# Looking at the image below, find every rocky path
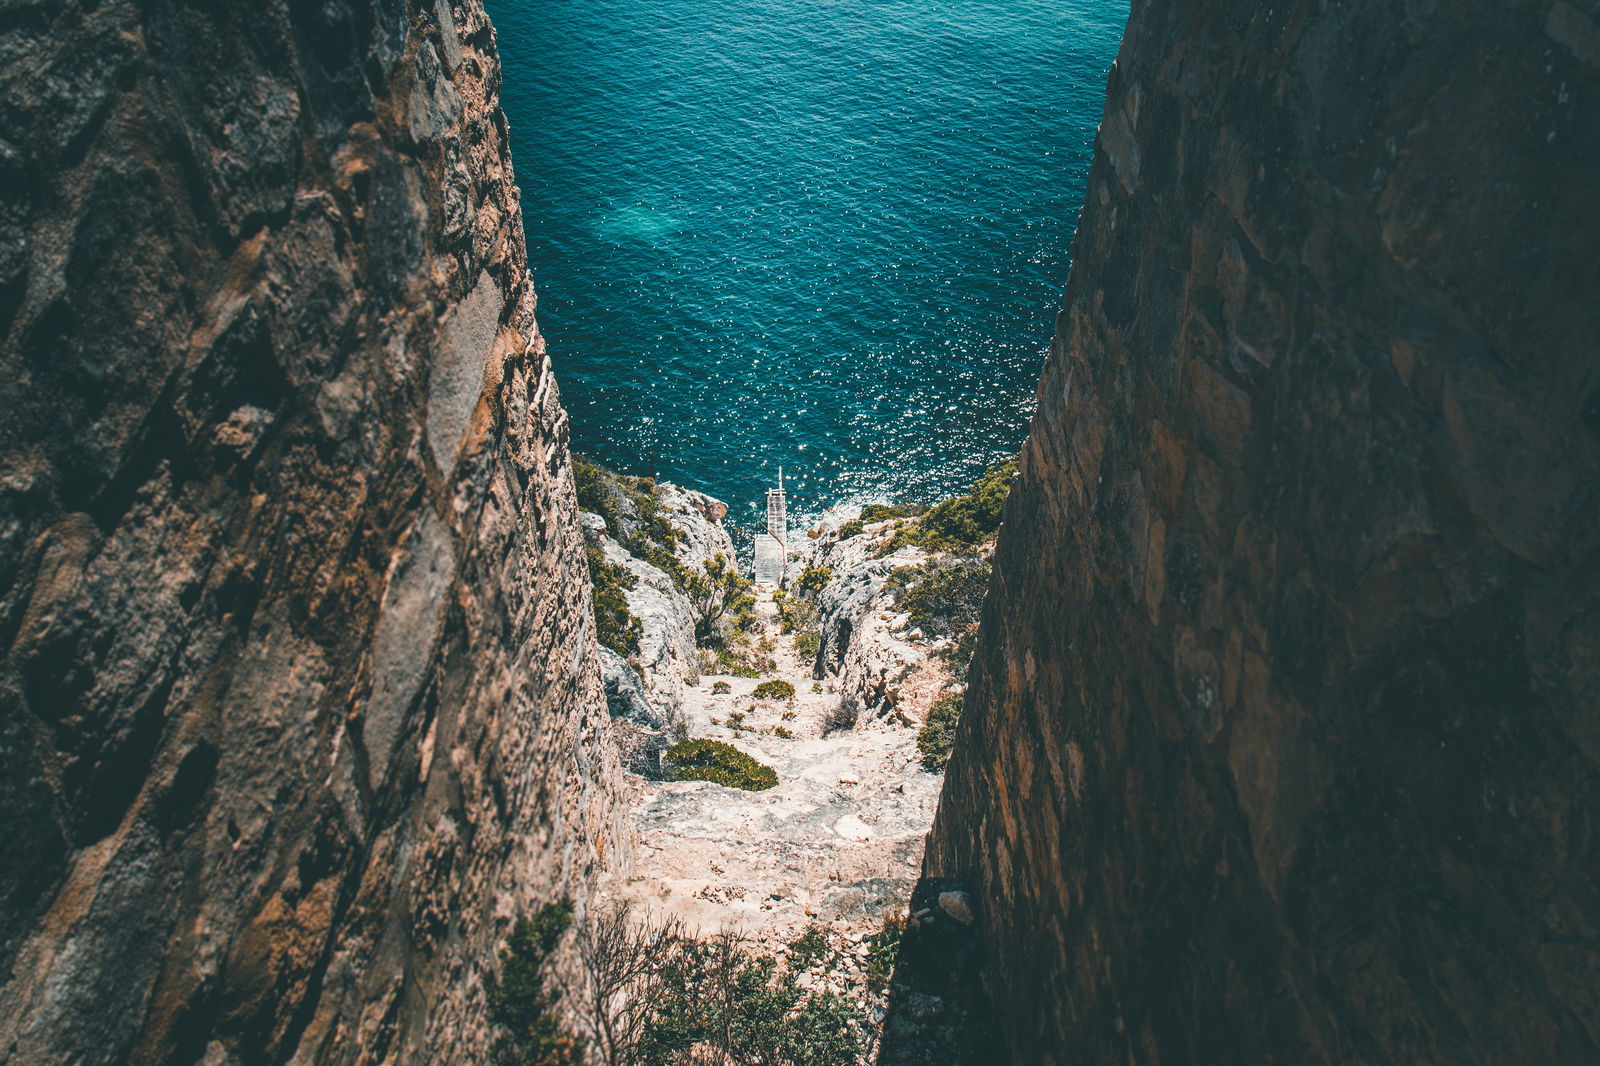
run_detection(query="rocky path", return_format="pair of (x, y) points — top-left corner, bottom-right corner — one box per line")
(600, 588), (942, 954)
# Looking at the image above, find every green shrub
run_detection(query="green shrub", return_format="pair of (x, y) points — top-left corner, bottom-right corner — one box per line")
(685, 553), (756, 646)
(775, 589), (819, 634)
(837, 519), (864, 539)
(887, 557), (992, 678)
(917, 692), (963, 771)
(711, 680), (732, 695)
(796, 566), (833, 596)
(889, 559), (991, 636)
(573, 455), (617, 527)
(714, 647), (764, 679)
(793, 630), (821, 659)
(786, 924), (835, 970)
(573, 455), (690, 591)
(914, 459), (1015, 551)
(879, 459), (1017, 555)
(487, 900), (585, 1066)
(864, 913), (905, 992)
(664, 739), (778, 791)
(586, 545), (643, 656)
(771, 726), (795, 739)
(859, 502), (923, 524)
(636, 933), (862, 1066)
(752, 679), (796, 701)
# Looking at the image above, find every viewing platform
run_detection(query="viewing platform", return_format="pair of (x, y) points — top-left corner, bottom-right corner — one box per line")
(752, 470), (788, 585)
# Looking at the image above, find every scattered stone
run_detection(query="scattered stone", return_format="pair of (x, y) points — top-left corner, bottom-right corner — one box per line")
(938, 890), (976, 926)
(833, 815), (873, 841)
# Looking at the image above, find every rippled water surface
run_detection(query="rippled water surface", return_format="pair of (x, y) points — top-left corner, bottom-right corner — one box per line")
(490, 0), (1128, 520)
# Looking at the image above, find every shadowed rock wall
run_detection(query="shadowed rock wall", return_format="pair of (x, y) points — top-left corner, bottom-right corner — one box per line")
(923, 0), (1600, 1062)
(0, 1), (625, 1062)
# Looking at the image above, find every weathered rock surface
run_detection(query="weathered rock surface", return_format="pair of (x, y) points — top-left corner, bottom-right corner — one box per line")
(915, 1), (1600, 1064)
(585, 479), (736, 729)
(656, 482), (736, 574)
(795, 512), (946, 728)
(598, 532), (698, 721)
(606, 593), (941, 951)
(0, 1), (624, 1062)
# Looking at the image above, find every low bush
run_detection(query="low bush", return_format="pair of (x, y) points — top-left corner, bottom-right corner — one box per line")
(664, 739), (778, 791)
(877, 459), (1017, 555)
(822, 700), (858, 736)
(637, 931), (862, 1066)
(914, 459), (1015, 551)
(864, 913), (905, 992)
(793, 630), (820, 659)
(713, 646), (766, 678)
(837, 518), (864, 539)
(796, 565), (833, 596)
(574, 455), (690, 590)
(487, 899), (585, 1065)
(752, 679), (796, 701)
(786, 924), (835, 970)
(711, 680), (732, 695)
(506, 903), (865, 1066)
(774, 587), (820, 634)
(917, 692), (963, 771)
(859, 502), (923, 524)
(770, 726), (795, 739)
(888, 559), (990, 637)
(586, 545), (643, 657)
(887, 557), (992, 678)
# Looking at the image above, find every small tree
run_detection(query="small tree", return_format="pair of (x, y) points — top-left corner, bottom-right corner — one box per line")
(570, 902), (684, 1066)
(684, 553), (755, 646)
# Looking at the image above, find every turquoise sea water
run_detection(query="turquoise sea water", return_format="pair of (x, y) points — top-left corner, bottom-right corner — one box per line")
(490, 0), (1128, 522)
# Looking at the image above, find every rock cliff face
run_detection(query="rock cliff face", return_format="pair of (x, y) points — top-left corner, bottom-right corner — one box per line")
(796, 512), (946, 729)
(0, 1), (623, 1062)
(923, 0), (1600, 1063)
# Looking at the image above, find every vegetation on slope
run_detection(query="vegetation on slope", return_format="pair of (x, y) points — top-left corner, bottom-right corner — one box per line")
(575, 455), (759, 664)
(664, 738), (778, 791)
(887, 557), (992, 677)
(684, 553), (755, 646)
(487, 900), (585, 1066)
(586, 545), (644, 657)
(752, 679), (796, 701)
(877, 459), (1016, 554)
(491, 903), (866, 1066)
(917, 692), (963, 772)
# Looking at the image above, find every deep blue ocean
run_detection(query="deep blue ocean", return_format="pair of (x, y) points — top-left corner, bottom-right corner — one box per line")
(489, 0), (1128, 525)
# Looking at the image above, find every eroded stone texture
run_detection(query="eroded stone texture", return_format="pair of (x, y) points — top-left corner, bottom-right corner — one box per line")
(920, 1), (1600, 1063)
(0, 1), (625, 1062)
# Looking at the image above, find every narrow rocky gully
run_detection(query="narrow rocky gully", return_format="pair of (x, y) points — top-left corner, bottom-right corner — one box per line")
(605, 586), (940, 952)
(580, 461), (1006, 1054)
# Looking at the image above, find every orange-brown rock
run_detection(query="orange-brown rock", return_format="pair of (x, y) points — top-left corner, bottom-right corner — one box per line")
(0, 1), (624, 1062)
(914, 0), (1599, 1063)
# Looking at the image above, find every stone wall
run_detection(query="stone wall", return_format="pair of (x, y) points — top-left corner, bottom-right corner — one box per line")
(923, 0), (1600, 1062)
(0, 1), (625, 1062)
